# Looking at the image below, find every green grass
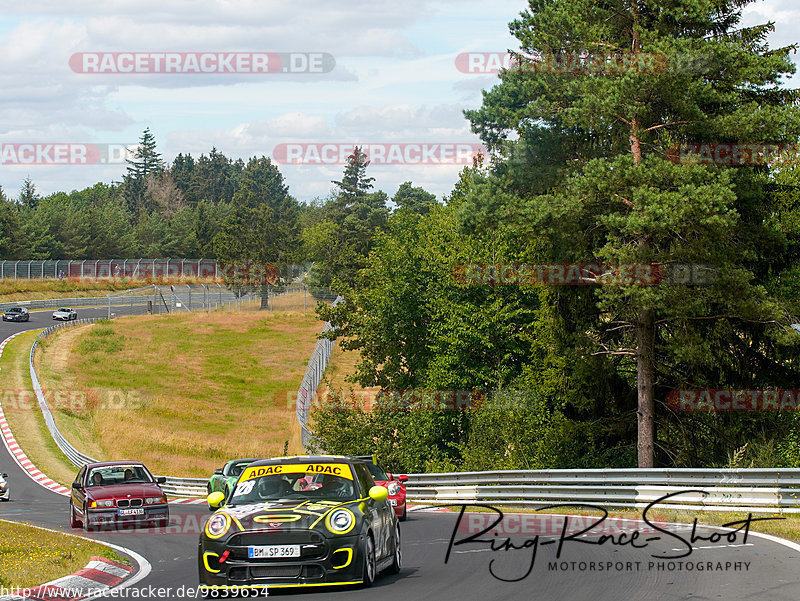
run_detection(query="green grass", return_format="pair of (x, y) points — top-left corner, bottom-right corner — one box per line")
(0, 520), (127, 588)
(36, 309), (324, 477)
(1, 331), (78, 487)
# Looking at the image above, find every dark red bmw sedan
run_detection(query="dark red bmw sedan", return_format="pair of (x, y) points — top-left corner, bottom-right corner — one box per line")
(69, 461), (169, 531)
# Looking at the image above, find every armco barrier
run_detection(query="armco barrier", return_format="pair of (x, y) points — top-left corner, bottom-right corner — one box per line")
(405, 468), (800, 513)
(28, 318), (207, 497)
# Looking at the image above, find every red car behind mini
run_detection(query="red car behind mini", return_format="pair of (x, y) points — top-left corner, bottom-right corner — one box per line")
(365, 461), (409, 521)
(69, 461), (169, 531)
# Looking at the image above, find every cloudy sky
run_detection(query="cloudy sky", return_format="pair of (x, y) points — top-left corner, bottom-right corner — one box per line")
(0, 0), (797, 203)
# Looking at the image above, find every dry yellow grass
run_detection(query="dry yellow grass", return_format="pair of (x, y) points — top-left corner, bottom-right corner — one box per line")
(320, 341), (380, 409)
(0, 277), (218, 303)
(36, 309), (324, 477)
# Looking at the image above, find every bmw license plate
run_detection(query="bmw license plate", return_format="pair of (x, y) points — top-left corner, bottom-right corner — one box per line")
(248, 545), (300, 559)
(390, 499), (398, 506)
(118, 508), (145, 516)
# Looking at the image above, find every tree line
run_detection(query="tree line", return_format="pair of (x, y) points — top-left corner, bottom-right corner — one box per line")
(0, 128), (435, 284)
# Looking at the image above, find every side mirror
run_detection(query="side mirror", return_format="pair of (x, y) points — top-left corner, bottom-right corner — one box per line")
(214, 469), (223, 475)
(368, 486), (388, 503)
(1, 473), (7, 478)
(398, 474), (409, 483)
(72, 481), (82, 490)
(208, 491), (225, 511)
(156, 477), (167, 484)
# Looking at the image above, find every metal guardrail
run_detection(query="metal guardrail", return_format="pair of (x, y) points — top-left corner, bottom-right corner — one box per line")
(28, 318), (208, 497)
(404, 468), (800, 513)
(296, 295), (343, 447)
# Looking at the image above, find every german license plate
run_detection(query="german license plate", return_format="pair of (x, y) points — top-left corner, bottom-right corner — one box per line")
(390, 499), (398, 506)
(248, 545), (300, 559)
(118, 508), (145, 516)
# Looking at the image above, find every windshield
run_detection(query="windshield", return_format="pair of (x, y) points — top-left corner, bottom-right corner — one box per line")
(58, 308), (71, 312)
(230, 468), (357, 505)
(87, 465), (152, 486)
(366, 463), (388, 480)
(7, 308), (21, 313)
(229, 461), (252, 477)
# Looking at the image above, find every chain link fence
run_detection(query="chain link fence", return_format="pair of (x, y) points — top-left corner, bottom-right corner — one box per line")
(0, 259), (218, 279)
(296, 296), (344, 447)
(105, 284), (259, 316)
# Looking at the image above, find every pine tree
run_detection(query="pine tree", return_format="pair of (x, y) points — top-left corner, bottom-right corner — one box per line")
(124, 128), (165, 219)
(464, 0), (800, 466)
(18, 177), (39, 210)
(331, 147), (375, 207)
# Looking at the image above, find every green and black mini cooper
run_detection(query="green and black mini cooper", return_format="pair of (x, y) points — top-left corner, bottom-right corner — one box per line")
(198, 455), (402, 591)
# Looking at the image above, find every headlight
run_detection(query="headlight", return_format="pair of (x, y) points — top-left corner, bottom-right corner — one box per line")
(326, 508), (355, 534)
(387, 482), (400, 495)
(205, 513), (231, 539)
(93, 500), (114, 508)
(145, 496), (163, 505)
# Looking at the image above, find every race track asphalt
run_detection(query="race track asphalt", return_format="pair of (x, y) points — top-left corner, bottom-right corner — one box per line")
(2, 319), (800, 599)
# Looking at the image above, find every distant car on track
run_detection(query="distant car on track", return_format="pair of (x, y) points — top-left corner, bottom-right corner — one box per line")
(207, 458), (260, 501)
(358, 456), (409, 521)
(0, 472), (9, 501)
(52, 307), (77, 321)
(3, 307), (29, 322)
(69, 461), (169, 531)
(199, 455), (401, 590)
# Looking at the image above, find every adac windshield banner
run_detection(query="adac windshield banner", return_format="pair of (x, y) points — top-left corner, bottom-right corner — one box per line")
(240, 463), (354, 481)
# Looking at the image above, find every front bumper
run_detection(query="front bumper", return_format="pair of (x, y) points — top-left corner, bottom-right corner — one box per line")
(86, 504), (169, 529)
(53, 315), (70, 320)
(3, 316), (25, 321)
(199, 532), (365, 588)
(389, 496), (406, 516)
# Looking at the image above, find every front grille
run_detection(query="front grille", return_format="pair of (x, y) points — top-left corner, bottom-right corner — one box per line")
(228, 532), (322, 546)
(229, 566), (303, 581)
(250, 566), (302, 578)
(116, 499), (143, 508)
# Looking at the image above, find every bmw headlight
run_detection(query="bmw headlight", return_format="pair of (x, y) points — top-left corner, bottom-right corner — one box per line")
(387, 482), (400, 495)
(326, 508), (355, 534)
(205, 513), (231, 539)
(94, 500), (114, 508)
(145, 496), (165, 505)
